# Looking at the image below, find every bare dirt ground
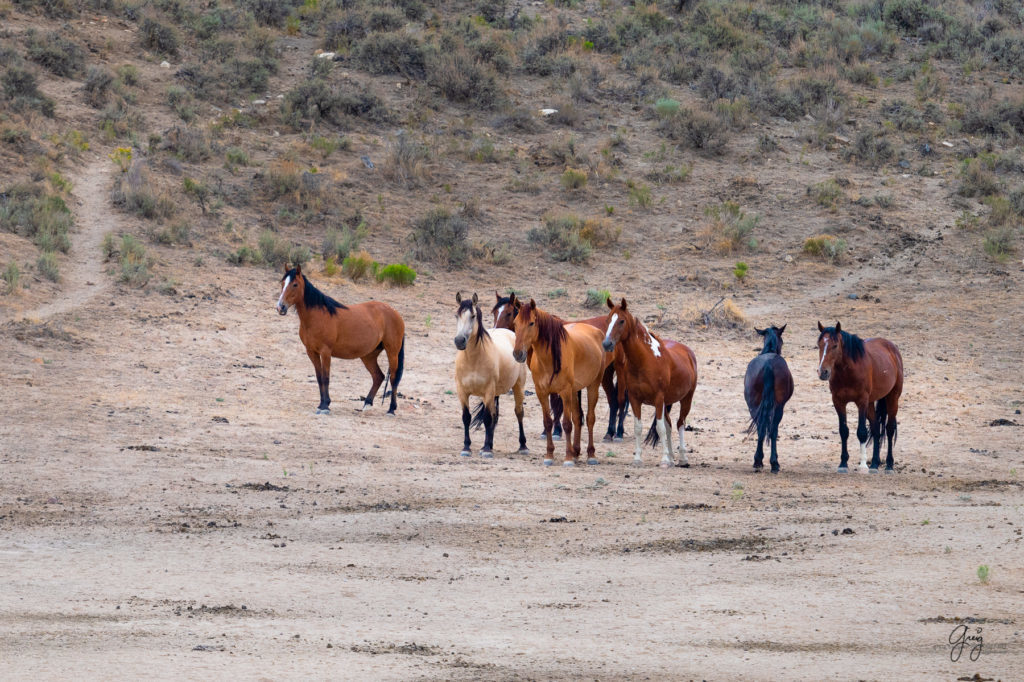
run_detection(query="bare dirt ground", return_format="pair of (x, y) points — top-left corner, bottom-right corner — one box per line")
(2, 157), (1023, 680)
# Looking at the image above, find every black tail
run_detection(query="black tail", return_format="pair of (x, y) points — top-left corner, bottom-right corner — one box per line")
(470, 399), (492, 431)
(644, 405), (671, 447)
(382, 336), (406, 406)
(876, 397), (892, 446)
(747, 363), (776, 439)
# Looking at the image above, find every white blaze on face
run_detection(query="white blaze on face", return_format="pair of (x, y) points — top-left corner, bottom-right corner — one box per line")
(818, 338), (829, 374)
(456, 307), (474, 340)
(604, 314), (618, 344)
(494, 305), (505, 328)
(277, 276), (291, 309)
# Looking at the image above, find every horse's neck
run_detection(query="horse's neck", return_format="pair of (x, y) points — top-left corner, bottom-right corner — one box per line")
(623, 321), (656, 358)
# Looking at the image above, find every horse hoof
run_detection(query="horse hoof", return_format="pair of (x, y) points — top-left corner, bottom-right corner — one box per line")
(480, 451), (494, 459)
(837, 466), (849, 473)
(552, 434), (562, 442)
(770, 468), (780, 474)
(315, 408), (331, 415)
(602, 434), (614, 443)
(753, 465), (763, 472)
(518, 448), (530, 455)
(459, 450), (472, 457)
(614, 436), (624, 442)
(868, 468), (879, 474)
(562, 461), (575, 468)
(884, 468), (895, 474)
(543, 459), (554, 467)
(385, 410), (396, 417)
(677, 462), (690, 468)
(587, 458), (599, 466)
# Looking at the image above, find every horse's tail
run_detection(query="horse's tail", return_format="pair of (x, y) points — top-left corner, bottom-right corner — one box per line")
(747, 362), (776, 439)
(644, 405), (671, 447)
(381, 335), (405, 406)
(470, 399), (491, 431)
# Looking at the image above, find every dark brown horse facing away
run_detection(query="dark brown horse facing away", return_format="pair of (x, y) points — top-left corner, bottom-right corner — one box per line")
(817, 322), (903, 473)
(743, 325), (794, 473)
(277, 265), (405, 414)
(492, 292), (628, 441)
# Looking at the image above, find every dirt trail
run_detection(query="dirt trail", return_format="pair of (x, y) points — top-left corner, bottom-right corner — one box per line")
(9, 156), (113, 322)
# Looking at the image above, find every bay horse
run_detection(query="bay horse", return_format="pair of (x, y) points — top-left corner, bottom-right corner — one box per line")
(744, 325), (794, 473)
(453, 292), (529, 458)
(512, 299), (612, 466)
(817, 321), (903, 473)
(493, 292), (628, 442)
(601, 298), (697, 467)
(276, 265), (405, 414)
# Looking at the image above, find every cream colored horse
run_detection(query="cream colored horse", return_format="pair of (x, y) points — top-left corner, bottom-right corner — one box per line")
(454, 292), (529, 458)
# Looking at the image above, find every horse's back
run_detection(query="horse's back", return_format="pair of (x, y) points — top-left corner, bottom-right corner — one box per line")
(663, 338), (698, 389)
(864, 337), (903, 399)
(565, 323), (609, 387)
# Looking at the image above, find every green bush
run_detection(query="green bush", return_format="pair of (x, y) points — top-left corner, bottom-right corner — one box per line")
(377, 263), (416, 287)
(342, 250), (376, 281)
(83, 66), (113, 107)
(561, 167), (588, 191)
(227, 245), (261, 266)
(3, 261), (20, 293)
(140, 18), (180, 57)
(584, 288), (610, 308)
(322, 222), (368, 262)
(527, 214), (592, 264)
(1, 66), (56, 117)
(119, 235), (151, 288)
(958, 159), (1001, 197)
(409, 208), (469, 269)
(808, 179), (845, 211)
(701, 202), (759, 253)
(0, 184), (73, 253)
(842, 129), (895, 167)
(353, 31), (428, 79)
(258, 230), (291, 268)
(37, 251), (59, 282)
(803, 234), (848, 263)
(427, 48), (505, 109)
(25, 29), (85, 77)
(654, 97), (680, 119)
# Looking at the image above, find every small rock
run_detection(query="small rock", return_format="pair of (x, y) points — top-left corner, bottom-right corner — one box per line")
(252, 99), (266, 105)
(783, 254), (793, 263)
(160, 61), (170, 68)
(847, 293), (858, 300)
(941, 140), (954, 148)
(316, 52), (336, 59)
(360, 155), (374, 169)
(539, 108), (558, 116)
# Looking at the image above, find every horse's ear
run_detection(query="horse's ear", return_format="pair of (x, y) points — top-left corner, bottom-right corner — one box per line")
(295, 263), (302, 276)
(509, 292), (517, 305)
(817, 321), (824, 332)
(779, 324), (786, 335)
(528, 298), (537, 309)
(835, 321), (842, 333)
(456, 292), (462, 303)
(606, 296), (614, 310)
(755, 327), (765, 336)
(620, 297), (628, 310)
(472, 292), (478, 305)
(495, 290), (501, 302)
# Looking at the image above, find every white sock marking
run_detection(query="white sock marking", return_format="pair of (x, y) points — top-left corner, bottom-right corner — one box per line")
(677, 424), (688, 465)
(859, 441), (868, 469)
(633, 414), (643, 461)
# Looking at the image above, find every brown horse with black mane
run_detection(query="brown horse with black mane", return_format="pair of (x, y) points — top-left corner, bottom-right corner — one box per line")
(493, 292), (628, 441)
(512, 299), (612, 466)
(817, 321), (903, 473)
(276, 265), (405, 415)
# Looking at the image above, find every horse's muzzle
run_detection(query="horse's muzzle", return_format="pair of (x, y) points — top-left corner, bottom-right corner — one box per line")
(819, 369), (830, 381)
(513, 350), (526, 363)
(453, 336), (467, 351)
(602, 339), (616, 352)
(277, 303), (289, 315)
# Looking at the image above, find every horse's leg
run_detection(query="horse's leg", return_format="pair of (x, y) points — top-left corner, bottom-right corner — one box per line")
(480, 394), (495, 458)
(856, 401), (871, 471)
(586, 382), (600, 465)
(513, 380), (528, 455)
(306, 348), (329, 413)
(384, 338), (403, 414)
(869, 399), (885, 471)
(550, 394), (563, 440)
(359, 350), (385, 411)
(616, 389), (629, 440)
(834, 399), (850, 473)
(631, 398), (644, 466)
(769, 405), (782, 473)
(885, 393), (899, 472)
(562, 390), (581, 466)
(460, 401), (472, 457)
(602, 366), (617, 442)
(537, 388), (556, 466)
(656, 401), (673, 468)
(675, 390), (694, 467)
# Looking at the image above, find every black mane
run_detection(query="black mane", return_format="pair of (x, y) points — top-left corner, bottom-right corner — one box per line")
(760, 327), (783, 355)
(285, 268), (346, 315)
(457, 299), (489, 343)
(818, 326), (865, 362)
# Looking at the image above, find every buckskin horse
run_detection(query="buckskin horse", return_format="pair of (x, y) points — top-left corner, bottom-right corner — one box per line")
(276, 265), (405, 414)
(816, 321), (903, 473)
(453, 292), (529, 458)
(744, 325), (794, 473)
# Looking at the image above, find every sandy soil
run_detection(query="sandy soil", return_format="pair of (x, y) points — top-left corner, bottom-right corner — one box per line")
(1, 155), (1023, 681)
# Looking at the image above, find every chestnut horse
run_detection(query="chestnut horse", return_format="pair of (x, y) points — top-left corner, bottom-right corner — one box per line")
(744, 325), (794, 473)
(276, 265), (405, 414)
(601, 298), (697, 467)
(453, 292), (529, 458)
(817, 322), (903, 473)
(512, 299), (612, 466)
(493, 292), (628, 441)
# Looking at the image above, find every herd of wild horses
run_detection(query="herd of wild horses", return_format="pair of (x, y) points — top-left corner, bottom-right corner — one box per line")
(276, 266), (905, 474)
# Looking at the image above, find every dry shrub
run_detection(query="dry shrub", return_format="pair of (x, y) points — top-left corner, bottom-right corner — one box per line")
(698, 202), (759, 254)
(683, 297), (748, 329)
(342, 250), (376, 281)
(579, 218), (621, 248)
(382, 133), (430, 188)
(265, 159), (302, 200)
(803, 234), (848, 263)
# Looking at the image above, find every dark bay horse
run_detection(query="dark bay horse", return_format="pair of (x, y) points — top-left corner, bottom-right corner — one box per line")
(744, 325), (794, 473)
(512, 299), (612, 466)
(277, 265), (405, 414)
(493, 292), (628, 441)
(817, 321), (903, 473)
(601, 298), (697, 467)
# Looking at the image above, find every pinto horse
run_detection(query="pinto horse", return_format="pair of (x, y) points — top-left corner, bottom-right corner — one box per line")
(817, 321), (903, 473)
(276, 265), (405, 414)
(453, 292), (529, 458)
(601, 298), (697, 467)
(744, 325), (794, 473)
(512, 299), (612, 466)
(493, 292), (628, 441)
